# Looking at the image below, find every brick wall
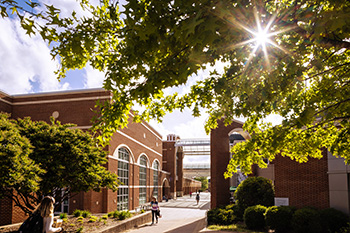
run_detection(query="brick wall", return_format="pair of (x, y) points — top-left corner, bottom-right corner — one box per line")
(274, 149), (329, 209)
(0, 196), (12, 225)
(162, 139), (177, 198)
(210, 119), (244, 208)
(182, 178), (202, 195)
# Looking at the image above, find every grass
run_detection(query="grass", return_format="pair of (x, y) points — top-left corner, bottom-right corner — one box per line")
(207, 224), (266, 233)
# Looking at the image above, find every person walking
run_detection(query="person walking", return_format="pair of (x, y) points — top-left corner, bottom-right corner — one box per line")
(150, 197), (160, 224)
(196, 193), (200, 205)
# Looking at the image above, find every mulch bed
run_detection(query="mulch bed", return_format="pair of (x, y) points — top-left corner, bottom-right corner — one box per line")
(0, 213), (137, 233)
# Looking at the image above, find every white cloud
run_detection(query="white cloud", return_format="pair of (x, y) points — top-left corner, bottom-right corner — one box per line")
(37, 0), (100, 18)
(83, 64), (105, 88)
(149, 109), (209, 140)
(0, 17), (68, 95)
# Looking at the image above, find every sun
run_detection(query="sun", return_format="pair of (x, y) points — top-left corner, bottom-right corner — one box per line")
(254, 27), (270, 48)
(232, 11), (291, 70)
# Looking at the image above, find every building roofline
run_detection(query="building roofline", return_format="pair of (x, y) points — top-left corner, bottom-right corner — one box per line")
(9, 88), (107, 98)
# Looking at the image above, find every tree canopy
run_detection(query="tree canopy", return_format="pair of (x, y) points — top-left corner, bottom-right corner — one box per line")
(2, 0), (350, 175)
(0, 113), (119, 213)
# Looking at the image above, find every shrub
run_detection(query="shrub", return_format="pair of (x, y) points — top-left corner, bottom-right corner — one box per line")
(292, 207), (321, 233)
(73, 209), (82, 217)
(207, 207), (236, 226)
(101, 215), (108, 220)
(76, 226), (84, 233)
(207, 208), (220, 225)
(60, 213), (68, 219)
(112, 210), (120, 218)
(265, 206), (295, 232)
(118, 210), (132, 220)
(88, 216), (98, 222)
(320, 208), (349, 233)
(226, 203), (244, 221)
(244, 205), (267, 230)
(339, 223), (350, 233)
(234, 177), (274, 215)
(109, 210), (131, 220)
(81, 210), (91, 218)
(107, 212), (114, 218)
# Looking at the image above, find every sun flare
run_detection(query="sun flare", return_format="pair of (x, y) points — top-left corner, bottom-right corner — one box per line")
(254, 28), (270, 47)
(231, 11), (292, 71)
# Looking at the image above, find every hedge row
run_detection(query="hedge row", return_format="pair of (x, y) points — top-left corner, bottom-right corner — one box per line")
(208, 204), (349, 233)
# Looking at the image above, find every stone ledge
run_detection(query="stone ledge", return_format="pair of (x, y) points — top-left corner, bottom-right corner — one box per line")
(0, 212), (152, 233)
(91, 211), (152, 233)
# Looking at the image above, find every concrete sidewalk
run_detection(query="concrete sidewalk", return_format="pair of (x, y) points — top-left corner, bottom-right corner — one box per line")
(125, 192), (224, 233)
(159, 192), (210, 209)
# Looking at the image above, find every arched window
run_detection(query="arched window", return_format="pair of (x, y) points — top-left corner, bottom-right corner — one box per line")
(153, 161), (159, 199)
(139, 155), (147, 205)
(117, 147), (129, 210)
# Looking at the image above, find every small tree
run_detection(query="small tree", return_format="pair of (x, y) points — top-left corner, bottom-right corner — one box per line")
(0, 113), (44, 208)
(234, 177), (274, 215)
(194, 176), (208, 191)
(0, 114), (120, 213)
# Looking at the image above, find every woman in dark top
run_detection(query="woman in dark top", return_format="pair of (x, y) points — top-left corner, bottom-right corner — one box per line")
(150, 197), (160, 224)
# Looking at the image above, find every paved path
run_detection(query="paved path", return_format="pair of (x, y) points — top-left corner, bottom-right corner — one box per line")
(126, 192), (222, 233)
(159, 192), (210, 209)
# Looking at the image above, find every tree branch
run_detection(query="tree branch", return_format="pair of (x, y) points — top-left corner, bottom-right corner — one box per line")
(293, 23), (350, 49)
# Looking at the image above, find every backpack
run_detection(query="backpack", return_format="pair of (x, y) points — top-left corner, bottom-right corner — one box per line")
(18, 211), (43, 233)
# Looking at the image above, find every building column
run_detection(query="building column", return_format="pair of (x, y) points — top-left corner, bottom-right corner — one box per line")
(210, 119), (243, 208)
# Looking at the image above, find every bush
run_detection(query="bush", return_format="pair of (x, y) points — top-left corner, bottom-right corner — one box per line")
(265, 206), (295, 232)
(226, 204), (244, 222)
(60, 213), (68, 219)
(292, 207), (321, 233)
(118, 210), (132, 220)
(320, 208), (349, 233)
(73, 209), (82, 217)
(207, 206), (237, 226)
(339, 223), (350, 233)
(110, 210), (132, 220)
(244, 205), (267, 230)
(81, 210), (91, 218)
(88, 216), (98, 222)
(234, 177), (274, 215)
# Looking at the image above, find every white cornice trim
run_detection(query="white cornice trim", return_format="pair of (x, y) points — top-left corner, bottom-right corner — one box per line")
(0, 98), (12, 105)
(69, 126), (92, 130)
(117, 131), (162, 157)
(6, 96), (111, 106)
(129, 112), (163, 141)
(141, 122), (163, 140)
(12, 88), (106, 97)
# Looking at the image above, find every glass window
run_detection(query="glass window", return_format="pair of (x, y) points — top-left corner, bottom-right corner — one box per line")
(117, 147), (129, 210)
(153, 161), (159, 199)
(139, 155), (147, 205)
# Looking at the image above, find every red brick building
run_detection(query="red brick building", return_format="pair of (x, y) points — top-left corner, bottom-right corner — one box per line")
(162, 134), (202, 199)
(210, 119), (349, 214)
(0, 89), (173, 226)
